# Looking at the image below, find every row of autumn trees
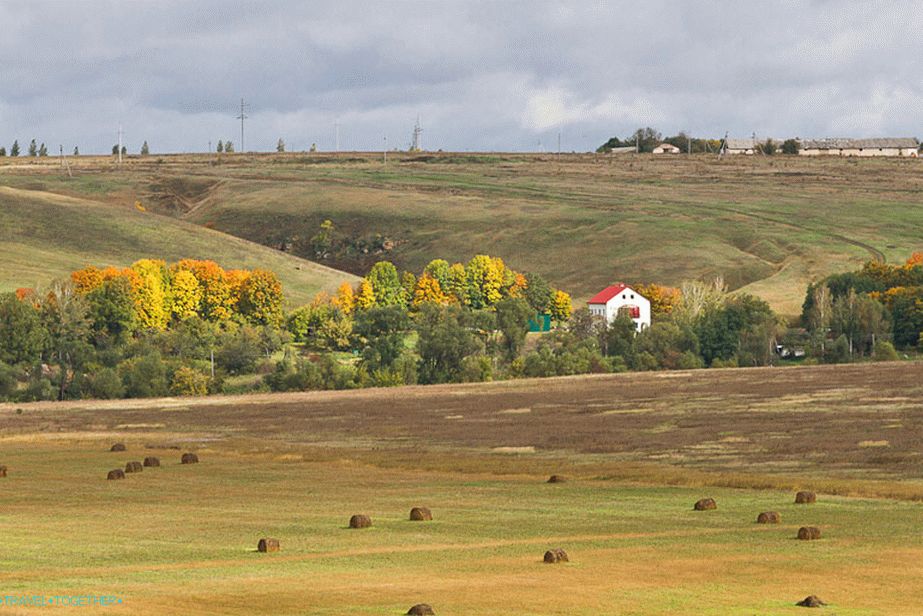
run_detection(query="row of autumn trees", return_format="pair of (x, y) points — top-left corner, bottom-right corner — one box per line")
(271, 256), (573, 388)
(801, 253), (923, 359)
(0, 260), (285, 401)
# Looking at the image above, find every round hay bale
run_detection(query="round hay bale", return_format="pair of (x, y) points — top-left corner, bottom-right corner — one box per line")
(107, 469), (125, 480)
(181, 452), (199, 464)
(125, 461), (143, 473)
(543, 548), (569, 563)
(110, 443), (126, 452)
(0, 465), (7, 478)
(547, 474), (566, 483)
(257, 537), (280, 553)
(143, 457), (160, 467)
(795, 491), (816, 504)
(409, 507), (433, 521)
(406, 604), (435, 616)
(694, 498), (717, 511)
(349, 514), (372, 529)
(797, 526), (821, 540)
(796, 595), (826, 607)
(757, 511), (781, 524)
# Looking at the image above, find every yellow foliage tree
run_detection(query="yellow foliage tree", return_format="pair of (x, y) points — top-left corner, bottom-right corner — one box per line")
(238, 269), (284, 326)
(225, 269), (251, 312)
(446, 262), (468, 305)
(413, 272), (450, 306)
(634, 283), (681, 316)
(550, 289), (572, 321)
(355, 278), (376, 310)
(172, 259), (233, 320)
(131, 259), (171, 330)
(333, 282), (355, 314)
(170, 269), (202, 321)
(465, 254), (503, 308)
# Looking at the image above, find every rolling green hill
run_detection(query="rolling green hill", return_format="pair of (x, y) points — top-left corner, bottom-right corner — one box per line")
(3, 152), (923, 316)
(0, 183), (356, 304)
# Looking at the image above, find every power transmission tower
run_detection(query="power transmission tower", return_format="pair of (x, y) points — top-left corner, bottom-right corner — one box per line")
(411, 116), (423, 152)
(236, 98), (250, 152)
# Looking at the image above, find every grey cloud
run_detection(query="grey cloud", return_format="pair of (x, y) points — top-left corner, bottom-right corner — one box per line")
(1, 1), (921, 154)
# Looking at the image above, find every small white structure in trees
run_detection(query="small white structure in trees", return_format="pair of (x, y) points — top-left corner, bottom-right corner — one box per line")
(652, 143), (681, 154)
(587, 284), (651, 331)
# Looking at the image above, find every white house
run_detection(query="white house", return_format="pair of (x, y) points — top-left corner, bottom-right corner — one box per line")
(587, 284), (651, 331)
(652, 143), (681, 154)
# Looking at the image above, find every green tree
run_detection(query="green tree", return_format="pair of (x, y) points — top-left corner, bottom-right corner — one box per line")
(86, 275), (137, 340)
(217, 140), (224, 153)
(112, 144), (119, 155)
(760, 139), (776, 155)
(73, 146), (79, 156)
(276, 138), (285, 152)
(38, 143), (48, 156)
(523, 271), (553, 314)
(225, 141), (235, 153)
(215, 326), (262, 374)
(41, 282), (93, 400)
(10, 140), (19, 156)
(782, 139), (800, 155)
(310, 219), (335, 259)
(0, 147), (6, 156)
(119, 350), (168, 398)
(423, 259), (451, 291)
(352, 306), (410, 372)
(0, 293), (48, 365)
(366, 261), (403, 307)
(28, 139), (37, 156)
(494, 297), (533, 360)
(140, 141), (150, 155)
(416, 304), (483, 384)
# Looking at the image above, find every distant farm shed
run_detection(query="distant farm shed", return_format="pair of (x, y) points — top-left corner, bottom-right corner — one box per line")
(652, 143), (681, 154)
(799, 137), (919, 157)
(723, 138), (759, 155)
(587, 284), (651, 331)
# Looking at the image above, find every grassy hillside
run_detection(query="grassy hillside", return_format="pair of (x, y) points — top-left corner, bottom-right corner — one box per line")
(4, 153), (923, 315)
(2, 362), (923, 614)
(0, 183), (356, 304)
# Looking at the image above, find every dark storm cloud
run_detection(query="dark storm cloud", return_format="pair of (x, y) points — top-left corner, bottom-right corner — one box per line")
(1, 1), (920, 154)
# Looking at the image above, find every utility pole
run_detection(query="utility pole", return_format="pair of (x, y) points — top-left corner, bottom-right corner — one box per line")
(557, 130), (561, 154)
(236, 98), (250, 152)
(118, 124), (123, 165)
(334, 122), (340, 153)
(59, 144), (64, 168)
(383, 136), (388, 164)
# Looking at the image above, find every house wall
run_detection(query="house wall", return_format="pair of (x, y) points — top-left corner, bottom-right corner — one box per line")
(799, 147), (919, 157)
(588, 288), (652, 331)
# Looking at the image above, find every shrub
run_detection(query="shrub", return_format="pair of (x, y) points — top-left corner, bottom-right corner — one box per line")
(873, 340), (899, 362)
(84, 367), (125, 399)
(215, 326), (262, 374)
(170, 366), (210, 396)
(119, 352), (168, 398)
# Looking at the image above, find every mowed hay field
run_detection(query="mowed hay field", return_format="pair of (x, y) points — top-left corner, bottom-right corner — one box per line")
(0, 183), (355, 305)
(2, 362), (923, 614)
(4, 152), (923, 315)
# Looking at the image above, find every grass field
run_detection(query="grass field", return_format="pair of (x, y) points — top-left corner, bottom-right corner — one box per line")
(0, 181), (356, 305)
(4, 152), (922, 315)
(2, 361), (923, 614)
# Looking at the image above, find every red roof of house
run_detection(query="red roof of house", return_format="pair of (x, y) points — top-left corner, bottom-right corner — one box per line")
(587, 284), (631, 304)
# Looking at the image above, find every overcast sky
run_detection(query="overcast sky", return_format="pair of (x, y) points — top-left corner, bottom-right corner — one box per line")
(1, 1), (921, 154)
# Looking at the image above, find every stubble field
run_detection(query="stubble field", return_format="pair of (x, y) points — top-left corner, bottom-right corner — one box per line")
(2, 361), (923, 614)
